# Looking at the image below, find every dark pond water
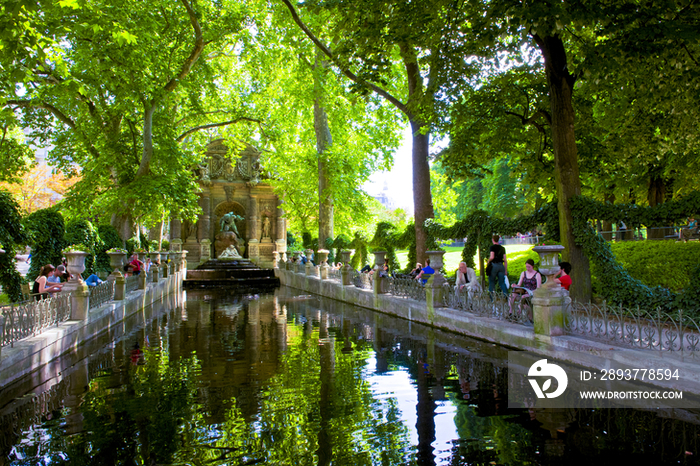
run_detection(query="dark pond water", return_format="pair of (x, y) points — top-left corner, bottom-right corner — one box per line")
(2, 286), (700, 465)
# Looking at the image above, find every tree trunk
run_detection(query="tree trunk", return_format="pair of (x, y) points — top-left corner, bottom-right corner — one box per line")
(647, 170), (666, 239)
(601, 189), (615, 241)
(111, 213), (135, 242)
(314, 50), (334, 250)
(534, 33), (591, 302)
(411, 119), (434, 266)
(149, 221), (163, 249)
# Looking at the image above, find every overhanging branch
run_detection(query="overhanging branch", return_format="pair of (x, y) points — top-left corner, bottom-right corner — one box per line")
(279, 0), (409, 116)
(176, 117), (263, 142)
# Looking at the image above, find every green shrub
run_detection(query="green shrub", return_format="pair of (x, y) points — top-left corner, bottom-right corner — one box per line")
(161, 239), (170, 250)
(24, 208), (65, 281)
(592, 240), (700, 293)
(96, 224), (123, 273)
(64, 219), (102, 276)
(0, 190), (25, 302)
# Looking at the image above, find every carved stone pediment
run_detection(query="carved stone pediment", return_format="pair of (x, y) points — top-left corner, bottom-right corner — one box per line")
(198, 139), (265, 183)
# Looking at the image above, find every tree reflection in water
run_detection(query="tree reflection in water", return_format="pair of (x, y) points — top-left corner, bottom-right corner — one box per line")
(2, 288), (700, 466)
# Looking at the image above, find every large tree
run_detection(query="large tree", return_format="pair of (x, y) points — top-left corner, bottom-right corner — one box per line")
(280, 0), (450, 263)
(2, 0), (258, 237)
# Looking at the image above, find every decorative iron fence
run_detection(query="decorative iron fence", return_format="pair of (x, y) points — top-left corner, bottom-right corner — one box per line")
(125, 275), (139, 293)
(442, 286), (532, 325)
(386, 275), (426, 302)
(327, 267), (341, 281)
(353, 270), (372, 289)
(89, 280), (115, 310)
(1, 293), (72, 348)
(566, 301), (700, 355)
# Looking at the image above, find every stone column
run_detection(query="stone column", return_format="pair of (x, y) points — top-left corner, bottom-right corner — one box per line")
(272, 251), (279, 269)
(248, 194), (259, 261)
(198, 193), (212, 264)
(339, 250), (353, 286)
(170, 218), (182, 251)
(150, 251), (161, 282)
(425, 250), (447, 309)
(531, 245), (571, 338)
(139, 270), (147, 290)
(373, 251), (387, 295)
(276, 198), (287, 256)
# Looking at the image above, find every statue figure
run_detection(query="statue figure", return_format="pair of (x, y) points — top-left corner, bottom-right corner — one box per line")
(218, 244), (242, 260)
(262, 216), (271, 238)
(220, 212), (244, 236)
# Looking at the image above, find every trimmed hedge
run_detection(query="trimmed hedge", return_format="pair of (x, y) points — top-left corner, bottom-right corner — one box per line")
(592, 240), (700, 293)
(24, 208), (65, 282)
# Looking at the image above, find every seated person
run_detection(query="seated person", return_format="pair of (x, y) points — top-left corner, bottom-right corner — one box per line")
(33, 264), (63, 300)
(680, 216), (698, 242)
(555, 261), (572, 291)
(85, 274), (103, 287)
(409, 263), (422, 278)
(124, 254), (143, 275)
(360, 264), (372, 273)
(416, 259), (434, 285)
(509, 259), (541, 315)
(454, 261), (480, 295)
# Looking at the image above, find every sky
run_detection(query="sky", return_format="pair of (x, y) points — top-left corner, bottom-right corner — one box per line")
(362, 125), (414, 213)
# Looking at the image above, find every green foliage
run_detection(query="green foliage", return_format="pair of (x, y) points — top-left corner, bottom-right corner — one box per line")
(161, 239), (170, 250)
(569, 194), (700, 310)
(350, 233), (368, 270)
(287, 231), (296, 247)
(592, 241), (700, 293)
(0, 190), (26, 301)
(64, 219), (102, 276)
(24, 208), (65, 281)
(96, 224), (123, 273)
(301, 232), (313, 250)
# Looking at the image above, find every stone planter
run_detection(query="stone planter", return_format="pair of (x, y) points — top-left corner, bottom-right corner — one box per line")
(65, 251), (89, 282)
(317, 249), (329, 279)
(136, 251), (147, 263)
(107, 251), (126, 278)
(531, 245), (570, 337)
(426, 250), (446, 271)
(532, 245), (564, 287)
(338, 250), (352, 265)
(149, 251), (161, 265)
(272, 251), (279, 268)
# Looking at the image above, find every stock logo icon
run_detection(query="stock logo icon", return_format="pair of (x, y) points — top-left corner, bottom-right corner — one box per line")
(528, 359), (568, 399)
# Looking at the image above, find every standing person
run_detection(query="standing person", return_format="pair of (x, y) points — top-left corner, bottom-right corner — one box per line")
(32, 265), (62, 300)
(487, 235), (509, 296)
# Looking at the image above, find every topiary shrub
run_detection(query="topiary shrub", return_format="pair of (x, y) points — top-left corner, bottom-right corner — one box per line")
(161, 239), (170, 250)
(64, 219), (102, 277)
(591, 240), (700, 293)
(96, 224), (123, 273)
(0, 190), (25, 302)
(24, 208), (65, 282)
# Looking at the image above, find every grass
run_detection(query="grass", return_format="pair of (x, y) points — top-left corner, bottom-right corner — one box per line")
(395, 244), (535, 278)
(0, 293), (9, 305)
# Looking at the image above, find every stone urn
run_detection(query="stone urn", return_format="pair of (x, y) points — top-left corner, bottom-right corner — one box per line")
(532, 245), (564, 288)
(317, 249), (329, 265)
(136, 251), (147, 262)
(272, 251), (279, 268)
(426, 250), (446, 272)
(107, 251), (127, 278)
(65, 251), (89, 282)
(338, 250), (352, 265)
(149, 250), (161, 265)
(317, 249), (329, 279)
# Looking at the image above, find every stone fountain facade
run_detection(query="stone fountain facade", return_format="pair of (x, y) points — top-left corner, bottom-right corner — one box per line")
(169, 139), (287, 268)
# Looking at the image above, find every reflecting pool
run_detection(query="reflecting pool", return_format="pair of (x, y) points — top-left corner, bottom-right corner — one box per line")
(2, 287), (700, 465)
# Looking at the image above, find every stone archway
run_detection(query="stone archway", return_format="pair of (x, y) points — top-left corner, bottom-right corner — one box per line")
(213, 201), (247, 257)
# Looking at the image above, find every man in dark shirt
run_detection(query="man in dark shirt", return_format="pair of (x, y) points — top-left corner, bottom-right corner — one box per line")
(487, 235), (509, 296)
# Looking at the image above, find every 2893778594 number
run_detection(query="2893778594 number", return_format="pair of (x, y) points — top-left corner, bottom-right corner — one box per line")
(599, 368), (679, 381)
